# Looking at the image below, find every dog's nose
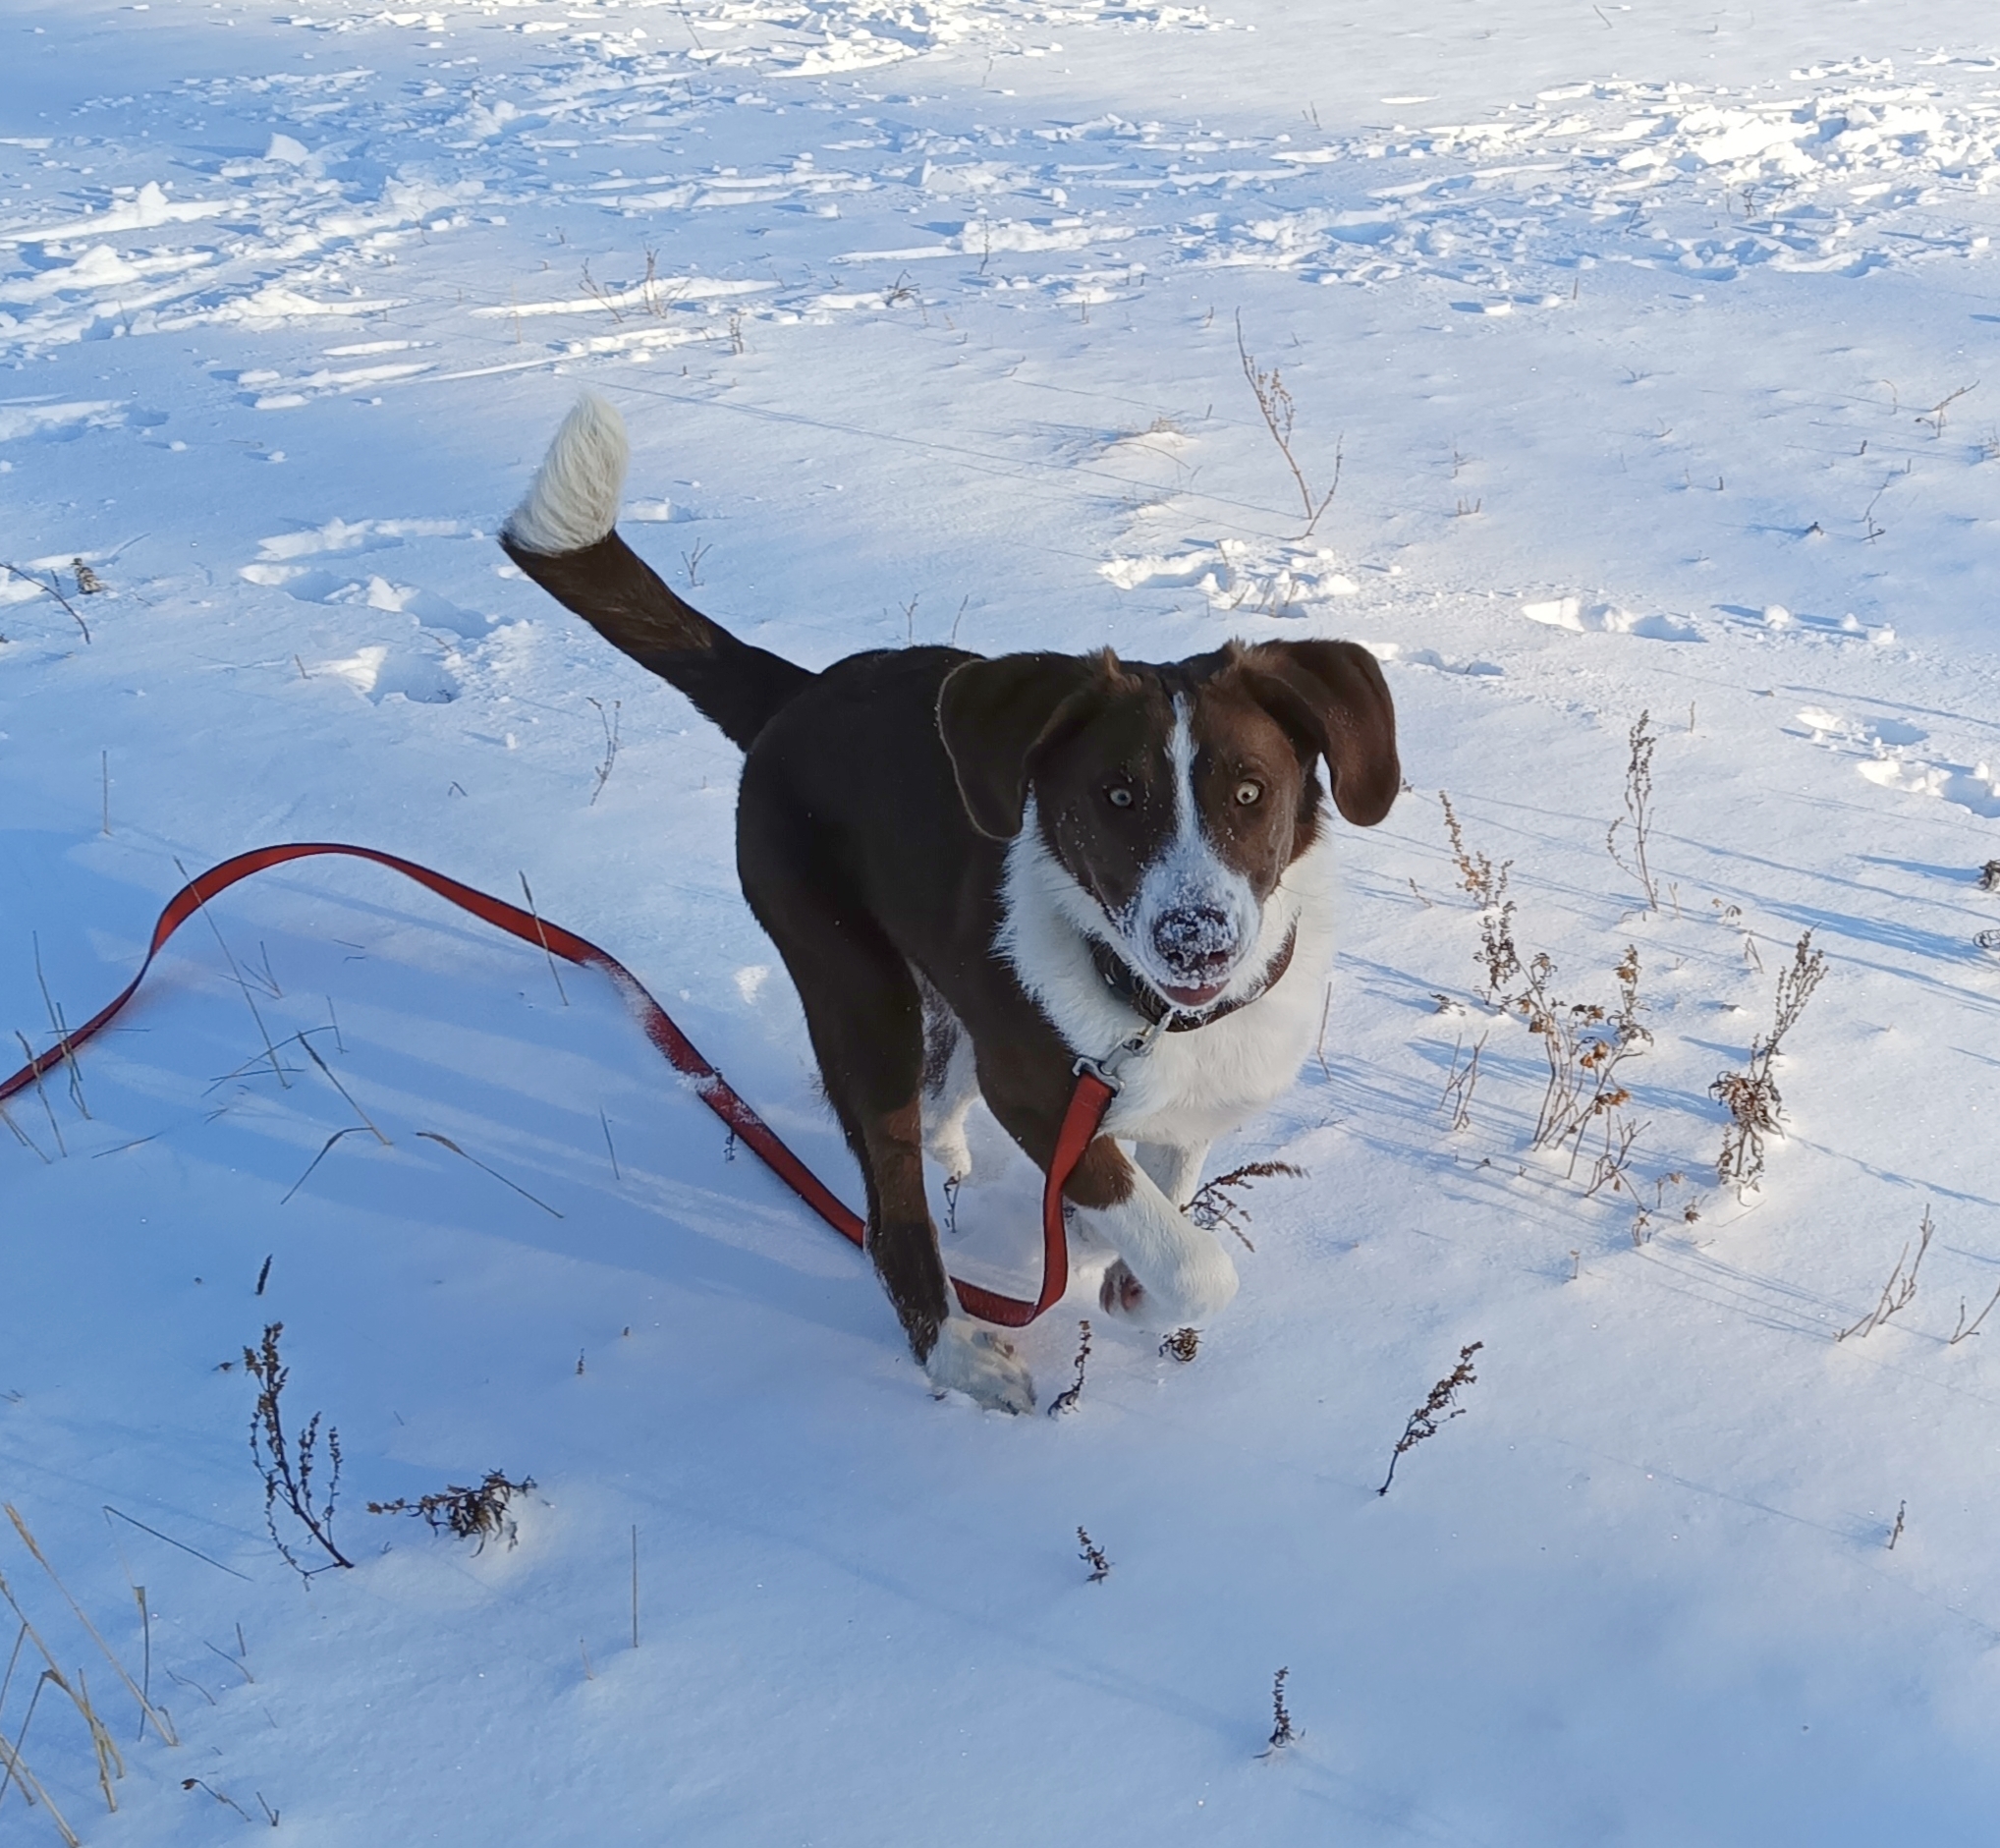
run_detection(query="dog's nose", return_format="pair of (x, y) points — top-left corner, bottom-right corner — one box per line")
(1152, 905), (1238, 974)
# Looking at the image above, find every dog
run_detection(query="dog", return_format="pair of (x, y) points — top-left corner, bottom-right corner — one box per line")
(501, 394), (1400, 1412)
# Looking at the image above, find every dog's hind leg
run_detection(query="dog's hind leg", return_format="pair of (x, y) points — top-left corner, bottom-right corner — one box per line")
(741, 829), (1032, 1414)
(917, 983), (979, 1186)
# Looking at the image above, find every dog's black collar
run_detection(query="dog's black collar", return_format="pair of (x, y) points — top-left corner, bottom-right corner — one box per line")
(1088, 923), (1299, 1033)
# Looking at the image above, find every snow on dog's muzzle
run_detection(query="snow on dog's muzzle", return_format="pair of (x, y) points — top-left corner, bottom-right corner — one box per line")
(1150, 903), (1241, 1006)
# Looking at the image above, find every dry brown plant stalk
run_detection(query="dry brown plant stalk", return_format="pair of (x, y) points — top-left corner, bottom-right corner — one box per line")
(578, 258), (624, 322)
(1837, 1207), (1933, 1342)
(1440, 1032), (1487, 1134)
(1949, 1281), (2000, 1345)
(1186, 1161), (1306, 1253)
(1438, 793), (1519, 995)
(1046, 1320), (1092, 1418)
(1159, 1327), (1200, 1363)
(244, 1324), (352, 1575)
(0, 562), (90, 644)
(1515, 947), (1650, 1157)
(1378, 1342), (1483, 1496)
(1235, 311), (1342, 536)
(3, 1505), (176, 1748)
(1605, 710), (1659, 910)
(1077, 1527), (1111, 1583)
(367, 1472), (537, 1552)
(0, 1720), (82, 1846)
(1710, 930), (1827, 1196)
(586, 696), (622, 805)
(1259, 1665), (1298, 1754)
(1582, 1112), (1649, 1202)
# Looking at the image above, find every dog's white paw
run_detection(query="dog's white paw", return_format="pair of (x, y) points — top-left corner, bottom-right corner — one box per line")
(925, 1317), (1035, 1414)
(1098, 1243), (1238, 1329)
(925, 1129), (972, 1186)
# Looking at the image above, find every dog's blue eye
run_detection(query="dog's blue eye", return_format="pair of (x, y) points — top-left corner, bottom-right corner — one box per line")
(1106, 786), (1135, 809)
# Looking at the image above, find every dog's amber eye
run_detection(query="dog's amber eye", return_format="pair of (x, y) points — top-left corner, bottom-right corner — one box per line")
(1235, 779), (1262, 806)
(1106, 785), (1135, 809)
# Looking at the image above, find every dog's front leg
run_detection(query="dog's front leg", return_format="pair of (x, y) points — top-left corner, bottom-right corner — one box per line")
(1070, 1143), (1238, 1330)
(983, 1057), (1237, 1331)
(1135, 1140), (1210, 1210)
(861, 1103), (1035, 1415)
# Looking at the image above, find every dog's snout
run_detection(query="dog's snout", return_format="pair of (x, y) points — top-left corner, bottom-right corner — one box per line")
(1152, 904), (1238, 973)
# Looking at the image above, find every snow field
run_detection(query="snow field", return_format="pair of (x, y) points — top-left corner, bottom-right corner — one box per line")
(5, 0), (2000, 1841)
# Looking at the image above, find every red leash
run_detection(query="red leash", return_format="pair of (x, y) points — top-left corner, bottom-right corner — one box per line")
(0, 844), (1112, 1328)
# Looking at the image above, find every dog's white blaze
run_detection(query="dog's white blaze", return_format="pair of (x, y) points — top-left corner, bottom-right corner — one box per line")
(996, 809), (1338, 1321)
(991, 800), (1336, 1319)
(1002, 812), (1335, 1142)
(1111, 697), (1261, 996)
(504, 389), (630, 556)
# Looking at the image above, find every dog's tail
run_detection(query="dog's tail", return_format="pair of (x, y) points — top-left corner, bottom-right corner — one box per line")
(499, 392), (811, 753)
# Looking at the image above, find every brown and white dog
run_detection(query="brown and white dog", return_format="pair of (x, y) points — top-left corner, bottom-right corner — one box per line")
(501, 395), (1399, 1412)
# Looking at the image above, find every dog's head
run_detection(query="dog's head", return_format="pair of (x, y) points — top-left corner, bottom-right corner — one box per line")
(938, 641), (1398, 1009)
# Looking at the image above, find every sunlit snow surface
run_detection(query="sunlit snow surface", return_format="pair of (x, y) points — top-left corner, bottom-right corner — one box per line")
(5, 0), (2000, 1841)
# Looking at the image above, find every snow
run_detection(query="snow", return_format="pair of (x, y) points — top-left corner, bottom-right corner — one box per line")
(4, 0), (2000, 1839)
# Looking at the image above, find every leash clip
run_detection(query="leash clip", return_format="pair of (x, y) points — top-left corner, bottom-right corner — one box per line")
(1073, 1009), (1175, 1095)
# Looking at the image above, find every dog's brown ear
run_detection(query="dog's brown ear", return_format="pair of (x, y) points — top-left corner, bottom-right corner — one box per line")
(1238, 641), (1400, 827)
(937, 652), (1104, 839)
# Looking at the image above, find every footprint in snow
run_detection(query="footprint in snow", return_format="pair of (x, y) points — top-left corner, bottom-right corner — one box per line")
(1801, 709), (2000, 817)
(312, 644), (460, 705)
(242, 564), (490, 639)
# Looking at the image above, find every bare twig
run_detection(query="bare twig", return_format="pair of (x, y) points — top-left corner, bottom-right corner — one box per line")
(1046, 1320), (1091, 1418)
(417, 1131), (563, 1218)
(183, 1777), (253, 1821)
(1605, 711), (1659, 910)
(1837, 1207), (1932, 1341)
(11, 1031), (67, 1157)
(1159, 1327), (1200, 1363)
(578, 259), (624, 323)
(1076, 1527), (1111, 1583)
(1257, 1666), (1298, 1755)
(1712, 931), (1827, 1196)
(280, 1125), (371, 1205)
(2, 1506), (176, 1748)
(1236, 312), (1340, 537)
(518, 871), (570, 1007)
(172, 858), (289, 1087)
(1439, 792), (1518, 996)
(586, 696), (622, 805)
(367, 1472), (536, 1552)
(1949, 1280), (2000, 1345)
(1187, 1161), (1305, 1252)
(1916, 381), (1976, 438)
(0, 562), (89, 644)
(100, 1506), (250, 1582)
(1377, 1342), (1483, 1495)
(243, 1324), (352, 1575)
(0, 1712), (81, 1844)
(1440, 1032), (1486, 1133)
(297, 1033), (388, 1145)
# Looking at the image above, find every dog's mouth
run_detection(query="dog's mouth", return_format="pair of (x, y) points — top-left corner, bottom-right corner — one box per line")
(1157, 977), (1229, 1010)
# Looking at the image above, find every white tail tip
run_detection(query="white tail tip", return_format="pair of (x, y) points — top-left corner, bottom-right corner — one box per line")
(504, 390), (630, 555)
